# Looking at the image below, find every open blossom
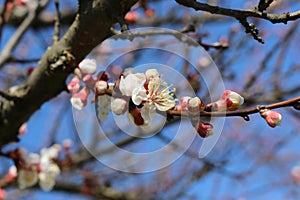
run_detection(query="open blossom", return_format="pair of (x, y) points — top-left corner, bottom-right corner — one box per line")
(123, 69), (176, 126)
(119, 73), (146, 97)
(78, 59), (97, 75)
(194, 121), (214, 138)
(260, 109), (282, 128)
(70, 87), (90, 110)
(67, 76), (80, 94)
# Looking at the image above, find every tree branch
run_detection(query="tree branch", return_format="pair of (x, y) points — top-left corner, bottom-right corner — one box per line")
(0, 0), (139, 149)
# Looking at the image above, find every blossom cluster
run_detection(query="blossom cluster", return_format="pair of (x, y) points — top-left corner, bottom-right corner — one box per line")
(9, 145), (61, 191)
(68, 60), (283, 138)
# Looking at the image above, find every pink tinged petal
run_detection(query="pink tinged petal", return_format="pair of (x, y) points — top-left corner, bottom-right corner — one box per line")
(67, 76), (81, 94)
(111, 98), (128, 115)
(95, 80), (108, 95)
(221, 90), (244, 111)
(175, 96), (191, 111)
(260, 109), (282, 128)
(141, 103), (156, 127)
(70, 87), (90, 110)
(145, 69), (159, 79)
(194, 121), (214, 138)
(78, 59), (97, 75)
(82, 74), (96, 88)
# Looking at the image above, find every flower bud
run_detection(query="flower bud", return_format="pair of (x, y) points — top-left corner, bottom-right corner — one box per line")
(194, 121), (213, 138)
(220, 90), (244, 111)
(95, 80), (108, 95)
(78, 59), (97, 75)
(188, 97), (204, 113)
(291, 165), (300, 184)
(70, 87), (90, 110)
(67, 76), (80, 94)
(260, 109), (282, 128)
(111, 98), (128, 115)
(175, 96), (191, 111)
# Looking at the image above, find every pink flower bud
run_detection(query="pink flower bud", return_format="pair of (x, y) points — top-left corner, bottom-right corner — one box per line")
(260, 109), (282, 128)
(188, 97), (204, 113)
(67, 76), (81, 94)
(220, 90), (244, 111)
(70, 87), (90, 110)
(111, 98), (128, 115)
(78, 59), (97, 75)
(175, 96), (191, 111)
(194, 121), (213, 138)
(95, 80), (108, 95)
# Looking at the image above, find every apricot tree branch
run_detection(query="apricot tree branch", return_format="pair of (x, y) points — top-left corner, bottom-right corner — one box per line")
(167, 96), (300, 119)
(0, 0), (139, 149)
(175, 0), (300, 43)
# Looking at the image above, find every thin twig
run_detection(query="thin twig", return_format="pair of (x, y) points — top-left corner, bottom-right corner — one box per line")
(52, 0), (61, 43)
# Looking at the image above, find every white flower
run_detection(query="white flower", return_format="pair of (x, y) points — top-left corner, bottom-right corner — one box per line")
(78, 59), (97, 75)
(119, 73), (146, 96)
(111, 98), (128, 115)
(132, 86), (147, 105)
(95, 80), (108, 95)
(18, 169), (38, 189)
(145, 69), (159, 79)
(146, 76), (175, 111)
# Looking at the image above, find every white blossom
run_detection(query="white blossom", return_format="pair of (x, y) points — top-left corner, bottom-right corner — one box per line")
(78, 59), (97, 75)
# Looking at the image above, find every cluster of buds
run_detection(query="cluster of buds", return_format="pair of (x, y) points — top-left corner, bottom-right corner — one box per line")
(9, 145), (61, 191)
(67, 59), (112, 121)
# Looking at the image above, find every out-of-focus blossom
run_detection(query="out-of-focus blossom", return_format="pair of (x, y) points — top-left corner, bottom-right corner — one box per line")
(18, 169), (38, 189)
(125, 11), (139, 23)
(97, 94), (111, 121)
(67, 76), (81, 94)
(70, 87), (90, 110)
(291, 164), (300, 184)
(0, 188), (6, 200)
(78, 59), (97, 75)
(5, 165), (17, 182)
(260, 109), (282, 128)
(18, 123), (27, 135)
